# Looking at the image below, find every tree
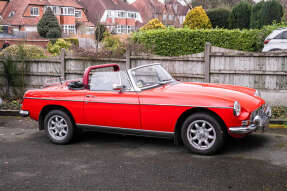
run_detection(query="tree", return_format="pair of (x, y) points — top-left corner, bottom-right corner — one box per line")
(261, 0), (283, 26)
(250, 1), (265, 29)
(183, 6), (212, 29)
(229, 1), (252, 29)
(95, 24), (106, 42)
(140, 18), (166, 31)
(37, 8), (62, 38)
(207, 8), (231, 28)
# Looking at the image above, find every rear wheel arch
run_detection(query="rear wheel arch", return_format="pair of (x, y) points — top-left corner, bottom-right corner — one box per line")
(39, 105), (75, 130)
(174, 107), (227, 144)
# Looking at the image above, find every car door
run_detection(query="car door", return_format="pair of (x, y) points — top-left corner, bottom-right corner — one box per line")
(272, 31), (287, 50)
(83, 71), (141, 130)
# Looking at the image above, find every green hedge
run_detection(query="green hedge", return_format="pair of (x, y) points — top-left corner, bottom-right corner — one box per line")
(132, 23), (287, 56)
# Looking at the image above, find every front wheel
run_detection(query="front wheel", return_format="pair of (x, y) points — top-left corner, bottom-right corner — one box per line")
(181, 113), (225, 155)
(44, 110), (75, 144)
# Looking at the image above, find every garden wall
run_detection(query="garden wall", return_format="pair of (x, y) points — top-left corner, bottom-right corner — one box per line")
(0, 44), (286, 106)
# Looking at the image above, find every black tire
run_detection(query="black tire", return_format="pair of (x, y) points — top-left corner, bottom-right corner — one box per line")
(181, 113), (226, 155)
(44, 110), (75, 144)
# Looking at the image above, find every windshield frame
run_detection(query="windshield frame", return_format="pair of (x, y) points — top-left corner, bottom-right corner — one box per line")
(127, 64), (175, 91)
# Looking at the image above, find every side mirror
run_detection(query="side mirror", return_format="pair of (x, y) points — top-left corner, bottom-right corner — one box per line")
(113, 84), (124, 92)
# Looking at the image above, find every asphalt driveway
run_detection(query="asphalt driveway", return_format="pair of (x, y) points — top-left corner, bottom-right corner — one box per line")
(0, 116), (287, 191)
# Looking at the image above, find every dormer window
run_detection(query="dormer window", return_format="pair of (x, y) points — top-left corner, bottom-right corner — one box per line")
(75, 10), (81, 18)
(8, 11), (15, 18)
(30, 7), (39, 16)
(61, 7), (75, 16)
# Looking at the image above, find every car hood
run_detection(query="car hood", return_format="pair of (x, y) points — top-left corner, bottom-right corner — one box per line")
(144, 82), (264, 112)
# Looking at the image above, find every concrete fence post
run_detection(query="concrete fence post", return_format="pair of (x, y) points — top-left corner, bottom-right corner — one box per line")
(204, 42), (211, 83)
(60, 48), (66, 80)
(126, 48), (131, 69)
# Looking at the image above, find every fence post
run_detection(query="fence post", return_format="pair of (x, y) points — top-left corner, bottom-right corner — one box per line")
(126, 48), (131, 69)
(60, 48), (66, 80)
(204, 42), (211, 83)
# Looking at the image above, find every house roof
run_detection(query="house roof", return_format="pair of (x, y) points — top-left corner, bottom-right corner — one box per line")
(0, 1), (8, 14)
(132, 0), (189, 24)
(1, 0), (83, 26)
(77, 0), (139, 24)
(132, 0), (163, 24)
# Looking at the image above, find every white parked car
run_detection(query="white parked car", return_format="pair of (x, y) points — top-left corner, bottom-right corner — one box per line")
(262, 27), (287, 52)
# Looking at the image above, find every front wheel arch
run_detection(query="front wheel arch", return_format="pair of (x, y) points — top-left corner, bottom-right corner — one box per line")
(39, 105), (75, 130)
(174, 108), (227, 145)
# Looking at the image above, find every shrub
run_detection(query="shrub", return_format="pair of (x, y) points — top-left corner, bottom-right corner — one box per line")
(37, 8), (62, 38)
(229, 2), (252, 29)
(0, 44), (45, 59)
(102, 35), (125, 55)
(140, 18), (166, 31)
(64, 38), (79, 47)
(132, 28), (263, 56)
(207, 8), (231, 28)
(261, 0), (284, 27)
(183, 6), (212, 29)
(250, 1), (265, 29)
(47, 39), (72, 56)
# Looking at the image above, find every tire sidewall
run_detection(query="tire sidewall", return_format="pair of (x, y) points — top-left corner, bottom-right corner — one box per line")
(181, 113), (225, 155)
(44, 110), (74, 144)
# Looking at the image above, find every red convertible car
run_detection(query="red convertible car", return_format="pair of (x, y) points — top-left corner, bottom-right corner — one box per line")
(20, 64), (271, 155)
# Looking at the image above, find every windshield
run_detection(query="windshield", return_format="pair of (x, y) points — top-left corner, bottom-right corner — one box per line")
(130, 65), (174, 89)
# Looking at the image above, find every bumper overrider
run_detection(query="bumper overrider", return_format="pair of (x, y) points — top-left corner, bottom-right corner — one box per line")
(229, 106), (272, 134)
(19, 110), (29, 117)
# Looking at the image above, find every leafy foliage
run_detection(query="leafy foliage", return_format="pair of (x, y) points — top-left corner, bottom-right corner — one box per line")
(229, 1), (252, 29)
(261, 0), (284, 27)
(102, 35), (125, 55)
(0, 44), (45, 59)
(37, 8), (62, 38)
(183, 6), (212, 29)
(250, 1), (265, 29)
(207, 8), (231, 28)
(140, 18), (166, 31)
(47, 39), (72, 56)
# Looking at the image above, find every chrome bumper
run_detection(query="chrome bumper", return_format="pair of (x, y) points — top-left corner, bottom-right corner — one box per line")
(19, 110), (29, 117)
(229, 106), (271, 134)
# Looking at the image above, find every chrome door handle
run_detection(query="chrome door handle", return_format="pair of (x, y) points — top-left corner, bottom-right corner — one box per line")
(86, 95), (95, 98)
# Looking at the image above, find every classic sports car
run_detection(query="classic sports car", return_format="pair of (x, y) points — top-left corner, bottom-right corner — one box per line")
(20, 64), (271, 155)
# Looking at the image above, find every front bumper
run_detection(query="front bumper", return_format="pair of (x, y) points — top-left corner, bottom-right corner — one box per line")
(19, 110), (29, 117)
(229, 106), (271, 134)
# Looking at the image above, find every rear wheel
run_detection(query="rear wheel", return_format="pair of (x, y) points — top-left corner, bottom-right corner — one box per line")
(44, 110), (75, 144)
(181, 113), (225, 155)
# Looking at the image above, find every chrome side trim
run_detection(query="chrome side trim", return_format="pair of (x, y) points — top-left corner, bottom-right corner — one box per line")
(23, 97), (233, 109)
(77, 124), (174, 138)
(19, 110), (29, 117)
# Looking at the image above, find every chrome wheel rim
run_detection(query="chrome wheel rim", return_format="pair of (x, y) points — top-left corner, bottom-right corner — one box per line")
(48, 115), (68, 141)
(187, 120), (216, 151)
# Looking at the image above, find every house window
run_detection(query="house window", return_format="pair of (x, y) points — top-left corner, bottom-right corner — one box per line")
(127, 26), (135, 33)
(117, 11), (126, 18)
(128, 12), (137, 18)
(61, 7), (75, 16)
(168, 14), (174, 20)
(75, 10), (81, 18)
(8, 11), (15, 18)
(116, 25), (127, 34)
(163, 14), (167, 21)
(63, 25), (76, 35)
(30, 7), (39, 16)
(45, 6), (59, 15)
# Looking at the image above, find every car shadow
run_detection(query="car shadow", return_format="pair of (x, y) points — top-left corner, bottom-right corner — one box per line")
(75, 131), (269, 155)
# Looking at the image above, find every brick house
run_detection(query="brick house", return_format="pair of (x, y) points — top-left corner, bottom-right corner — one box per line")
(77, 0), (143, 34)
(132, 0), (190, 27)
(0, 0), (94, 37)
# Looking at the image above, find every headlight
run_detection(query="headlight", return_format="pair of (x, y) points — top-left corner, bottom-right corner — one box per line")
(233, 101), (241, 116)
(254, 90), (261, 97)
